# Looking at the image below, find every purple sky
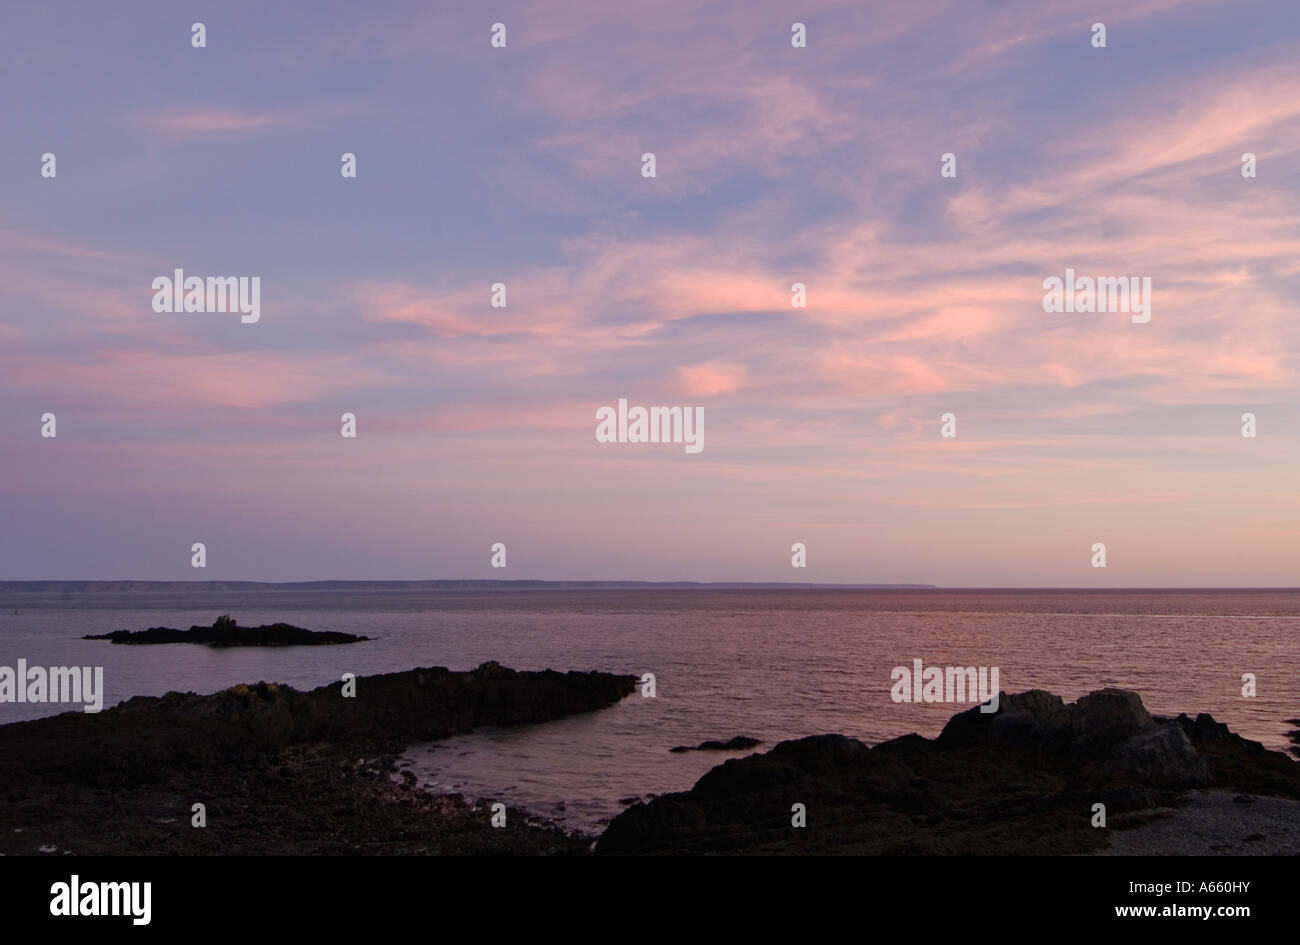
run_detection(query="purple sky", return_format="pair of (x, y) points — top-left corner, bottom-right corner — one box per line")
(3, 0), (1300, 585)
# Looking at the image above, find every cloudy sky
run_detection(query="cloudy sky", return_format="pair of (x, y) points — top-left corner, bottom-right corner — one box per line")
(3, 0), (1299, 585)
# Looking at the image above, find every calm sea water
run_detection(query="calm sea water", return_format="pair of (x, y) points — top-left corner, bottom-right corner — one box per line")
(2, 588), (1297, 833)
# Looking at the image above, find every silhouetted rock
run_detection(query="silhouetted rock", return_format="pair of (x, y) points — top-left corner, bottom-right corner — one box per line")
(936, 689), (1071, 752)
(939, 687), (1206, 789)
(669, 736), (761, 753)
(84, 616), (369, 646)
(0, 663), (638, 855)
(597, 689), (1297, 855)
(1072, 689), (1154, 753)
(1174, 711), (1300, 800)
(1286, 718), (1300, 759)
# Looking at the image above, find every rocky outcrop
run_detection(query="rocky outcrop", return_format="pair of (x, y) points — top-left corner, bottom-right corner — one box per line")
(84, 615), (369, 646)
(597, 689), (1298, 855)
(938, 688), (1206, 790)
(0, 663), (639, 854)
(3, 663), (639, 787)
(1175, 711), (1300, 801)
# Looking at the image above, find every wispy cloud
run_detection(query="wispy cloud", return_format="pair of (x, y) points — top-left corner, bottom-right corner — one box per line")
(4, 0), (1300, 581)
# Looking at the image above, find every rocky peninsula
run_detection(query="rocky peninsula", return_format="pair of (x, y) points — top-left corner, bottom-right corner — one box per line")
(0, 662), (637, 855)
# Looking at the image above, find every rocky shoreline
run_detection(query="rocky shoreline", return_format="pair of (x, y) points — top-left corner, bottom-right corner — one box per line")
(0, 662), (636, 855)
(3, 676), (1296, 855)
(597, 689), (1300, 854)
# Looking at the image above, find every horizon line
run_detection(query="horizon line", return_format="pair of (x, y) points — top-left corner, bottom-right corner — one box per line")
(2, 579), (1300, 592)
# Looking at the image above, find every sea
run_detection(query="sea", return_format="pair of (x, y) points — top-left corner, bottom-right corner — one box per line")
(2, 586), (1297, 834)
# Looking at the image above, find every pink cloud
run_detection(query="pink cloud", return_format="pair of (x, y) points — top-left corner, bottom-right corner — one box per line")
(138, 108), (286, 135)
(136, 102), (378, 136)
(5, 349), (389, 411)
(678, 361), (747, 397)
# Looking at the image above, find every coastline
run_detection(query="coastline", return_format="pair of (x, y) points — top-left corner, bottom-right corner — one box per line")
(4, 666), (1297, 856)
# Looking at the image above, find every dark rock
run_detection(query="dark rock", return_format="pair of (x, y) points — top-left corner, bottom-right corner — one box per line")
(1108, 720), (1205, 789)
(937, 689), (1071, 752)
(1173, 712), (1299, 798)
(84, 616), (369, 647)
(1071, 689), (1152, 754)
(669, 735), (761, 753)
(0, 664), (638, 854)
(1175, 712), (1234, 743)
(598, 688), (1299, 856)
(940, 688), (1205, 789)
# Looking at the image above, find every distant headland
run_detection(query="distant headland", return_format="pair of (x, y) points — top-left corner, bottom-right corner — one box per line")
(0, 580), (939, 593)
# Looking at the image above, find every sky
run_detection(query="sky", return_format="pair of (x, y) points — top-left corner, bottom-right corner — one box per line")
(2, 0), (1299, 585)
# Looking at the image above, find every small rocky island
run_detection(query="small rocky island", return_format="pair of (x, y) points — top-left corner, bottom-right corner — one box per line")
(84, 614), (369, 646)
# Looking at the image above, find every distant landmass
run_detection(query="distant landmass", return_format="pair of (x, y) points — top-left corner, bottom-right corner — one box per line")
(0, 580), (939, 592)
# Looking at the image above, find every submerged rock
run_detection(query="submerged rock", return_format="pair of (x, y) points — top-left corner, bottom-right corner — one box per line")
(669, 736), (761, 753)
